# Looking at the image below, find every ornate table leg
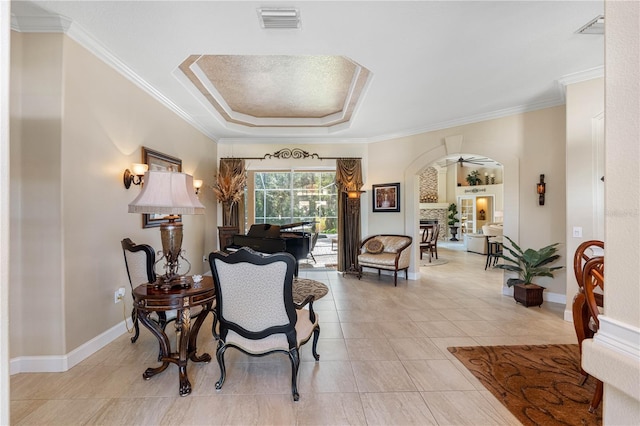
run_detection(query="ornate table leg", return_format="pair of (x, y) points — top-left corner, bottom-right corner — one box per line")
(188, 302), (213, 363)
(176, 305), (192, 396)
(137, 309), (171, 379)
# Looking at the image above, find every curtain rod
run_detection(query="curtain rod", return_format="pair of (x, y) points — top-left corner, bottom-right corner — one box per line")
(222, 148), (360, 161)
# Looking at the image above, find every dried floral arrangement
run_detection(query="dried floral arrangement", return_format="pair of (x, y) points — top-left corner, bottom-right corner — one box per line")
(212, 172), (246, 204)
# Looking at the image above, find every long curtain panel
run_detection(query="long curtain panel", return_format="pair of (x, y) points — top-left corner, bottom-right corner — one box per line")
(335, 159), (363, 271)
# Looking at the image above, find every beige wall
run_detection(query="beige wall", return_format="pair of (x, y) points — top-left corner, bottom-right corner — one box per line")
(10, 32), (217, 357)
(1, 1), (11, 421)
(367, 107), (567, 297)
(10, 32), (65, 356)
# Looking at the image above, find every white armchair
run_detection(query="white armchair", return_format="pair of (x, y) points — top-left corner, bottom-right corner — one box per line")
(208, 248), (320, 401)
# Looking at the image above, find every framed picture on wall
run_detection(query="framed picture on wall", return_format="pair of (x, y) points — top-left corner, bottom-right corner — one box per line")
(141, 147), (182, 228)
(372, 182), (400, 212)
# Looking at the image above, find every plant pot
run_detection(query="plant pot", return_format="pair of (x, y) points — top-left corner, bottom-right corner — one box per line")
(449, 226), (459, 241)
(513, 283), (544, 307)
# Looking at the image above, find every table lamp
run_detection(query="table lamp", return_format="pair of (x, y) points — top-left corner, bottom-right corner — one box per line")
(128, 170), (205, 287)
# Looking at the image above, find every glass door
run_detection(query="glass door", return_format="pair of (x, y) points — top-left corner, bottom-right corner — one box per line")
(458, 197), (475, 234)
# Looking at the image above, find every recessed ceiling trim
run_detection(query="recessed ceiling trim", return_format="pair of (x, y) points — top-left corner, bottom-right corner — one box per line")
(257, 7), (301, 29)
(180, 54), (371, 130)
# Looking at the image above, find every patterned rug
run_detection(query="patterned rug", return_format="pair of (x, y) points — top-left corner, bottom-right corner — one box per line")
(448, 344), (602, 426)
(420, 258), (448, 267)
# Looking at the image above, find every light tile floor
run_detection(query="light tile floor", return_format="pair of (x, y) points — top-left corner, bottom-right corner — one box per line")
(10, 244), (577, 425)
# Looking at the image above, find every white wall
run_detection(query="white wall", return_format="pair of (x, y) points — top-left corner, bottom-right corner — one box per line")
(582, 1), (640, 423)
(564, 77), (604, 321)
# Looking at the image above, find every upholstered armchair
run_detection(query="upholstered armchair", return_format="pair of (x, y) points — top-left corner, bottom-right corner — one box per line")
(208, 248), (320, 401)
(357, 234), (412, 286)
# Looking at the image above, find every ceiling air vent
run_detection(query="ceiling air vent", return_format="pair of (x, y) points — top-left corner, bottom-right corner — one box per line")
(576, 15), (604, 35)
(257, 7), (300, 29)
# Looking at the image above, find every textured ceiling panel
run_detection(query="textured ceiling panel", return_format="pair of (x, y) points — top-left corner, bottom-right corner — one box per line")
(179, 54), (370, 129)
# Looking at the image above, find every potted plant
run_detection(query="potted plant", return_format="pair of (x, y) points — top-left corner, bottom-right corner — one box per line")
(447, 203), (459, 241)
(465, 170), (482, 186)
(495, 236), (563, 307)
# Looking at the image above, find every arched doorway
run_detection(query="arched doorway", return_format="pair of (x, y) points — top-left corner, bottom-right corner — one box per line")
(403, 142), (520, 292)
(417, 156), (503, 242)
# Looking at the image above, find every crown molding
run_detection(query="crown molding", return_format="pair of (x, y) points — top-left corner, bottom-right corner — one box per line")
(12, 14), (218, 142)
(11, 12), (600, 147)
(364, 97), (566, 144)
(10, 14), (71, 33)
(556, 66), (605, 101)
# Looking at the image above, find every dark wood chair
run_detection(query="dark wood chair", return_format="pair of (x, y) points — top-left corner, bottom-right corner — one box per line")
(485, 236), (503, 270)
(420, 224), (440, 262)
(582, 256), (605, 413)
(121, 238), (165, 343)
(208, 248), (320, 401)
(572, 240), (604, 383)
(307, 232), (319, 263)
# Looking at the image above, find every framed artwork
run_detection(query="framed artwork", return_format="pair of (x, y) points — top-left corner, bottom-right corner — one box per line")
(141, 147), (182, 228)
(372, 182), (400, 212)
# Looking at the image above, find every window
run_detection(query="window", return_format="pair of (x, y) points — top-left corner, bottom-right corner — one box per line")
(254, 171), (337, 233)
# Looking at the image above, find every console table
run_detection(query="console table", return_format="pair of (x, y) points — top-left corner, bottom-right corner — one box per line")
(133, 275), (215, 396)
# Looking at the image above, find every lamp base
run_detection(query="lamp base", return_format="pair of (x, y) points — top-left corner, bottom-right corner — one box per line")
(154, 216), (192, 287)
(152, 275), (191, 291)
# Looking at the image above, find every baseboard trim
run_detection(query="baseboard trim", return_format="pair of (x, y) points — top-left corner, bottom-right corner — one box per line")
(595, 315), (640, 360)
(10, 318), (131, 374)
(583, 315), (640, 402)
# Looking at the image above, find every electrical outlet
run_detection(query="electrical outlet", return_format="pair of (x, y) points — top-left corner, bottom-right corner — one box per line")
(203, 255), (207, 263)
(114, 287), (126, 304)
(573, 226), (583, 238)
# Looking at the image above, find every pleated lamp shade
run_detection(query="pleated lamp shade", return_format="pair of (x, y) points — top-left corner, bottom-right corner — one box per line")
(128, 171), (204, 215)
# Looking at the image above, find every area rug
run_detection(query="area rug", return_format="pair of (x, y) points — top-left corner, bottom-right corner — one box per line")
(420, 258), (448, 267)
(448, 344), (602, 426)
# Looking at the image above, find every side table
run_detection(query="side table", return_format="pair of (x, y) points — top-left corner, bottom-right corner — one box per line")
(133, 275), (215, 396)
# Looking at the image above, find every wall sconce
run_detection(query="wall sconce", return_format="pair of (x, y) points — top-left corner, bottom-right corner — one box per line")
(347, 190), (365, 199)
(123, 163), (148, 189)
(537, 174), (546, 206)
(193, 179), (203, 195)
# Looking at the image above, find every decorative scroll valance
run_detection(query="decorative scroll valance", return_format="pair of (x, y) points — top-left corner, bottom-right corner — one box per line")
(223, 147), (360, 162)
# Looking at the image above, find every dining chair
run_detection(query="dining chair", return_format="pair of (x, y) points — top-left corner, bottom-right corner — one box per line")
(582, 256), (605, 413)
(485, 236), (503, 270)
(307, 232), (319, 263)
(121, 238), (167, 343)
(571, 240), (604, 383)
(420, 224), (440, 262)
(208, 248), (320, 401)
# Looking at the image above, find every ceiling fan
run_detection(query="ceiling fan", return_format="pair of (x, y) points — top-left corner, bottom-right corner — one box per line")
(445, 156), (495, 168)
